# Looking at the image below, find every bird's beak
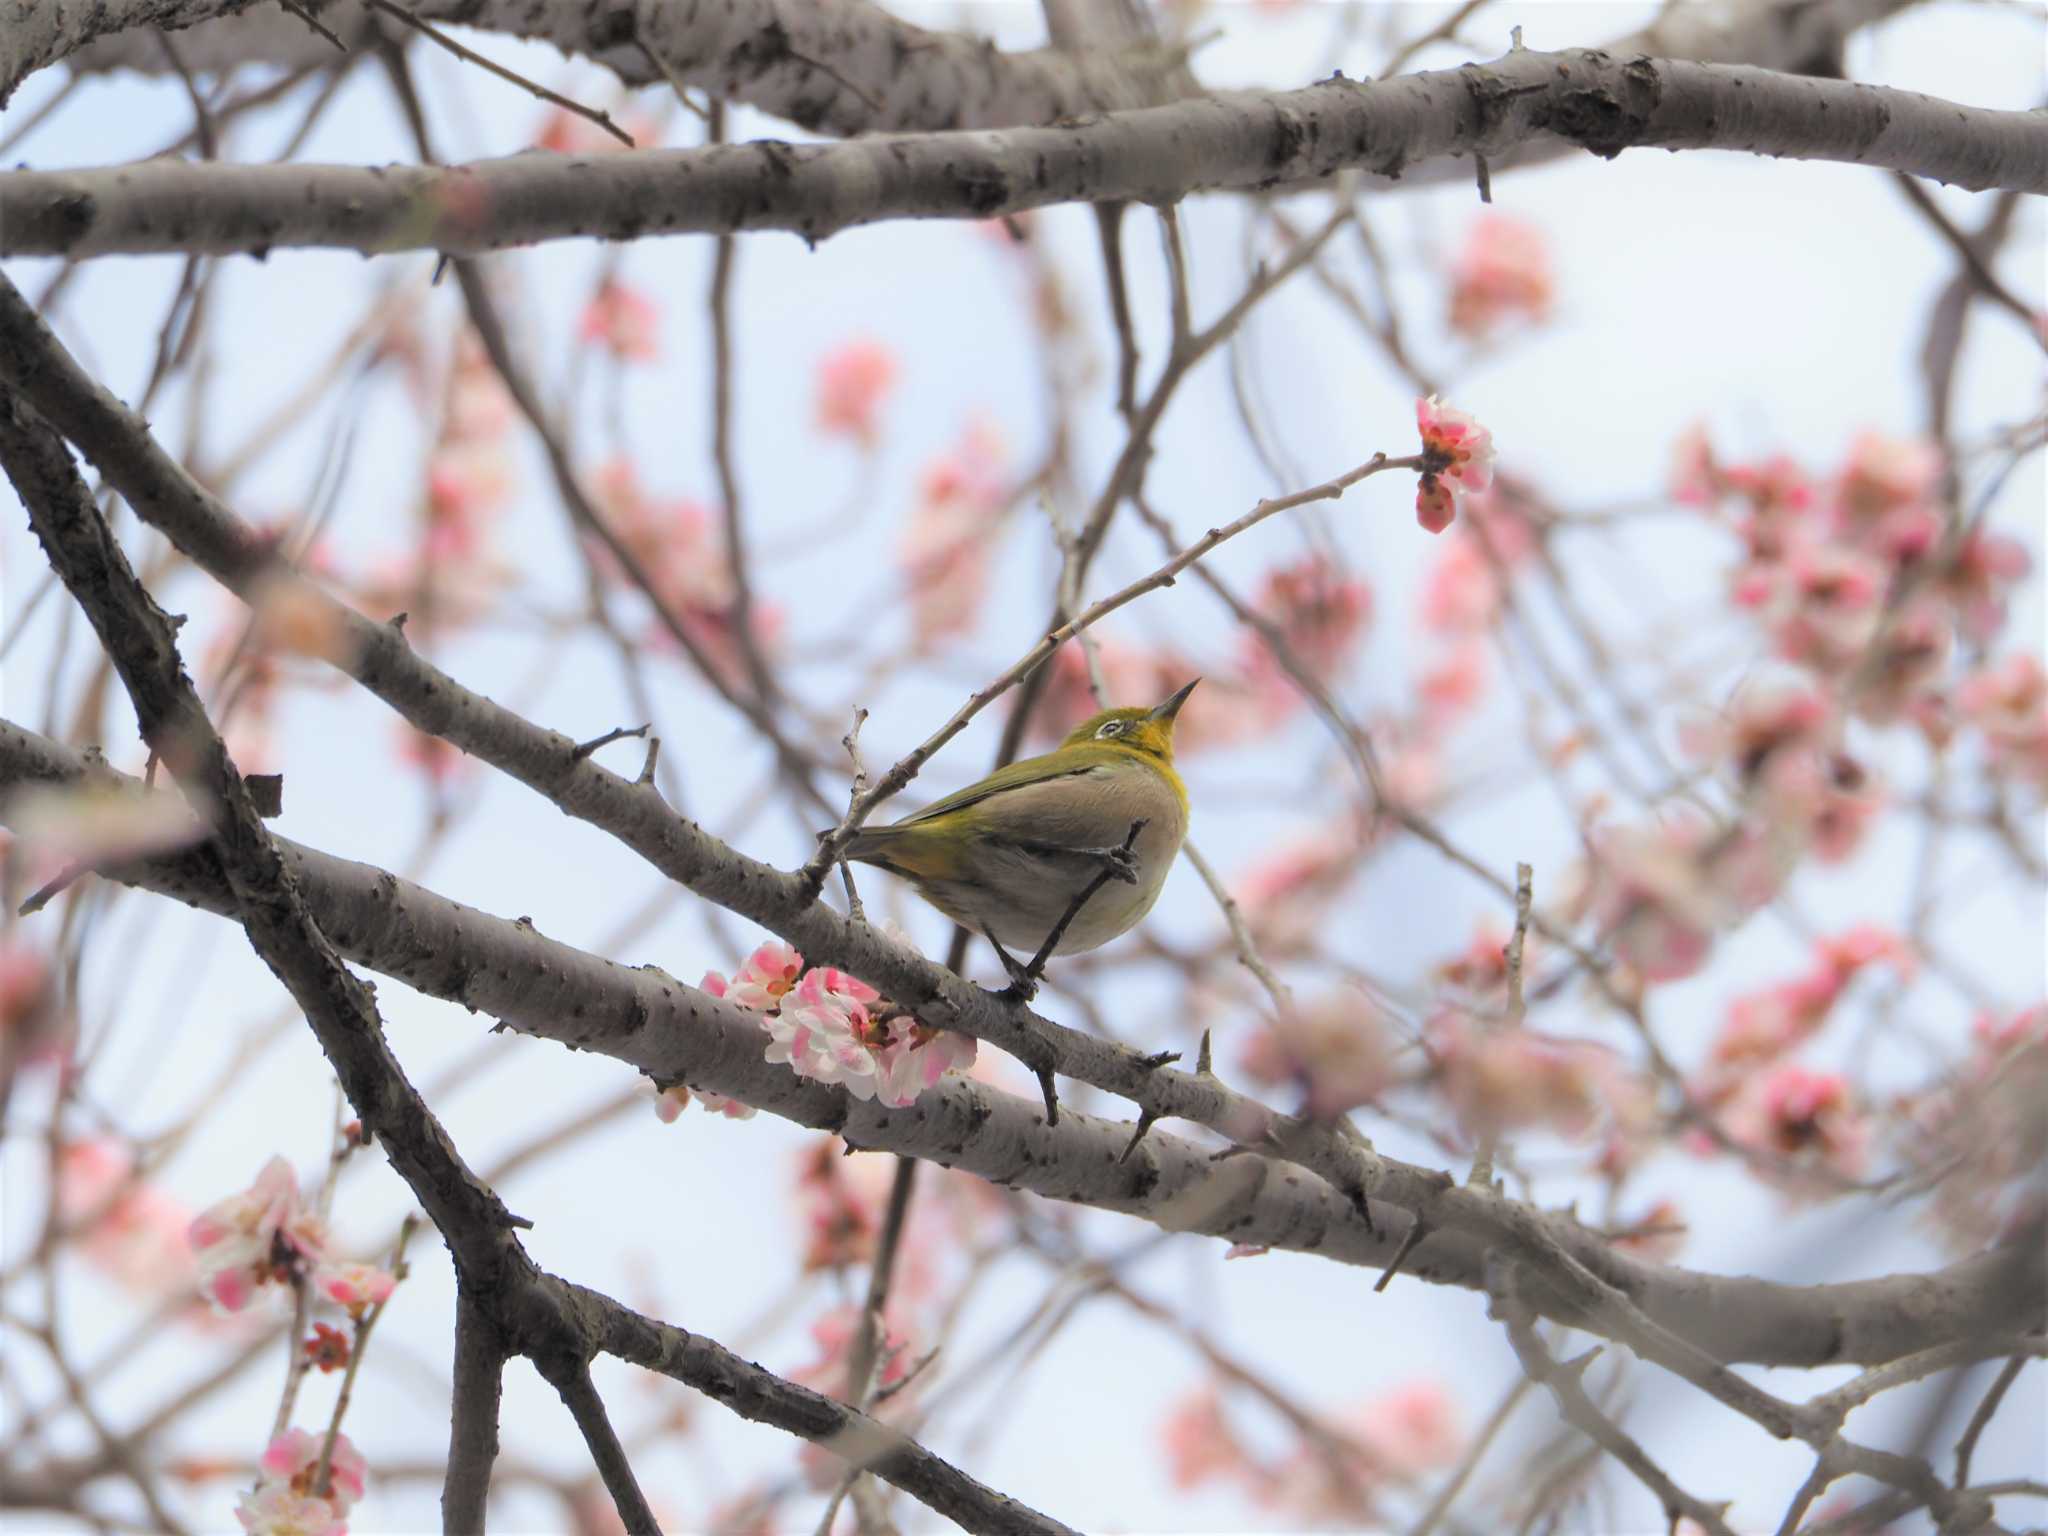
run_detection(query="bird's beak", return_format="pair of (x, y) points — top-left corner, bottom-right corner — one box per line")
(1148, 678), (1200, 723)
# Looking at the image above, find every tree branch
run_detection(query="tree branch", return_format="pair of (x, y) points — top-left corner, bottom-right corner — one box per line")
(6, 51), (2041, 261)
(1, 717), (2040, 1374)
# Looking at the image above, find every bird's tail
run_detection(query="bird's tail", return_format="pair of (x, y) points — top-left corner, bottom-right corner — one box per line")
(837, 823), (958, 880)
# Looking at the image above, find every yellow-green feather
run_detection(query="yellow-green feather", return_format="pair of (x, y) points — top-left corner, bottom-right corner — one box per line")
(843, 707), (1188, 879)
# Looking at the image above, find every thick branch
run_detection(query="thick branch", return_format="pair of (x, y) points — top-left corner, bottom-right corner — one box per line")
(5, 0), (1169, 127)
(1, 719), (2041, 1373)
(1, 274), (2040, 1374)
(443, 1290), (506, 1535)
(5, 50), (2041, 261)
(0, 393), (1074, 1536)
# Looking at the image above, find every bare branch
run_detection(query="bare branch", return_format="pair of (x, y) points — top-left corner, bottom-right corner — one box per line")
(8, 52), (2042, 260)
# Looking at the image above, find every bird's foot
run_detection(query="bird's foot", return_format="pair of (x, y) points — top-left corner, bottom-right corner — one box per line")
(1077, 841), (1142, 885)
(982, 929), (1040, 1003)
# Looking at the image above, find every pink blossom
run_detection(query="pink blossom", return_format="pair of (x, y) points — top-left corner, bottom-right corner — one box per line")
(1833, 431), (1942, 530)
(1705, 927), (1913, 1091)
(1447, 214), (1554, 338)
(1608, 1198), (1687, 1263)
(1906, 1007), (2047, 1251)
(1669, 424), (1718, 506)
(900, 418), (1007, 644)
(1418, 534), (1503, 634)
(394, 725), (467, 786)
(1586, 818), (1726, 984)
(1239, 555), (1372, 705)
(652, 1084), (690, 1123)
(1237, 992), (1391, 1118)
(1959, 653), (2048, 794)
(1761, 543), (1887, 672)
(531, 107), (657, 155)
(1356, 1379), (1461, 1470)
(1414, 477), (1457, 534)
(1429, 1014), (1649, 1147)
(794, 1138), (887, 1272)
(1432, 918), (1546, 999)
(1234, 815), (1367, 953)
(589, 460), (780, 685)
(814, 338), (897, 446)
(234, 1482), (347, 1536)
(790, 1303), (919, 1404)
(1935, 526), (2031, 646)
(871, 1021), (977, 1108)
(56, 1140), (197, 1298)
(314, 1262), (396, 1316)
(1413, 396), (1496, 534)
(1678, 676), (1832, 781)
(0, 936), (57, 1062)
(1852, 598), (1953, 724)
(577, 279), (660, 362)
(1720, 1065), (1870, 1189)
(1418, 640), (1489, 724)
(728, 941), (805, 1011)
(188, 1157), (328, 1313)
(1159, 1387), (1249, 1491)
(259, 1427), (368, 1510)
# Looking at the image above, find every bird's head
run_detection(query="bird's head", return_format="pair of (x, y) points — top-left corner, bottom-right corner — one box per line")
(1061, 679), (1200, 762)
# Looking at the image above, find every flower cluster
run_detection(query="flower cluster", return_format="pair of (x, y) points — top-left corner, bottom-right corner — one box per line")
(56, 1140), (199, 1300)
(1427, 1012), (1654, 1164)
(694, 941), (976, 1109)
(1680, 675), (1884, 865)
(577, 277), (660, 363)
(1899, 1005), (2047, 1251)
(1413, 395), (1496, 534)
(1446, 214), (1555, 339)
(1717, 1065), (1871, 1194)
(1238, 990), (1392, 1119)
(1579, 813), (1786, 986)
(1682, 427), (2030, 728)
(814, 337), (897, 447)
(1698, 926), (1913, 1100)
(590, 458), (782, 687)
(1160, 1377), (1461, 1523)
(899, 417), (1007, 645)
(235, 1428), (368, 1536)
(186, 1157), (396, 1318)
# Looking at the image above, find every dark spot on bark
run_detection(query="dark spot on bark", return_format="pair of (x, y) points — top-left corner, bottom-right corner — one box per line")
(941, 157), (1009, 217)
(1538, 56), (1663, 159)
(1129, 1161), (1160, 1199)
(589, 7), (636, 48)
(1267, 103), (1306, 169)
(733, 18), (791, 76)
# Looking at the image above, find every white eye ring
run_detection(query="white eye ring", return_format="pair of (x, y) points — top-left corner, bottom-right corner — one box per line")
(1097, 720), (1125, 738)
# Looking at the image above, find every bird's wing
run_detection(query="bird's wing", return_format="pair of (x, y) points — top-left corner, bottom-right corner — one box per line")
(889, 752), (1104, 826)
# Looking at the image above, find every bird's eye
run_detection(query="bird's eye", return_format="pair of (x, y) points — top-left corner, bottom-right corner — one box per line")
(1097, 720), (1125, 738)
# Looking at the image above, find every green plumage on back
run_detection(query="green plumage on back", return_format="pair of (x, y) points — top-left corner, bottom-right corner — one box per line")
(842, 683), (1198, 963)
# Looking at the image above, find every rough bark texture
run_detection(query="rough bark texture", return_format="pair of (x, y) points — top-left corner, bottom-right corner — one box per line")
(3, 717), (2041, 1373)
(5, 50), (2040, 263)
(5, 0), (1171, 127)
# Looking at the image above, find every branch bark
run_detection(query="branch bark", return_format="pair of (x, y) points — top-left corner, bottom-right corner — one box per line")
(5, 0), (1170, 127)
(5, 50), (2042, 262)
(1, 716), (2040, 1374)
(0, 378), (1082, 1536)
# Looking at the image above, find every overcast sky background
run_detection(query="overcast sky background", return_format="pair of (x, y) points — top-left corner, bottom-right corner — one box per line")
(2, 2), (2044, 1531)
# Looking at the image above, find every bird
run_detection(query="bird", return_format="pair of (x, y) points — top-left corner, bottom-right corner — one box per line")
(843, 680), (1198, 995)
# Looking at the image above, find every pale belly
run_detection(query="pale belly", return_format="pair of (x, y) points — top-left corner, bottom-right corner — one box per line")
(915, 810), (1184, 956)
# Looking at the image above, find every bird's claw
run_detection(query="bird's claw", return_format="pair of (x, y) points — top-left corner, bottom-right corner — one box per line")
(1088, 844), (1141, 885)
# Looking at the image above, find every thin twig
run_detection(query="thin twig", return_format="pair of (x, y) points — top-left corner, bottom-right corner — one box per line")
(360, 0), (633, 145)
(813, 450), (1418, 876)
